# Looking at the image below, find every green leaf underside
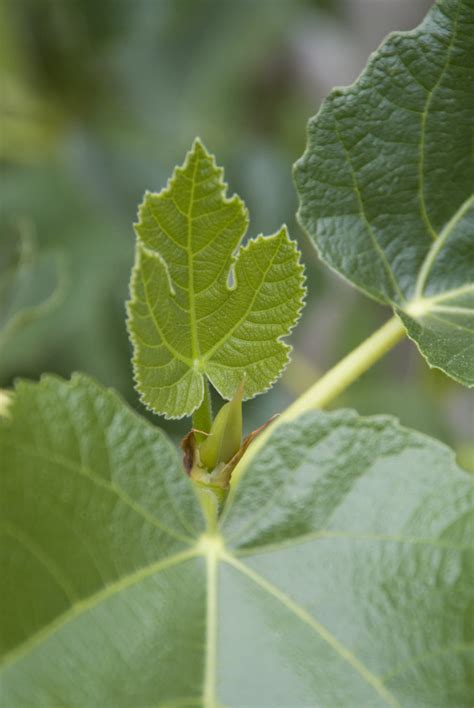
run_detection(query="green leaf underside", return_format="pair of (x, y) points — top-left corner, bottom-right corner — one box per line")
(128, 139), (305, 418)
(294, 0), (474, 386)
(1, 376), (472, 706)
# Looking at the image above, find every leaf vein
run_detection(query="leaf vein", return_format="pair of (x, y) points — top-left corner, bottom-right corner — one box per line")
(418, 1), (461, 241)
(332, 117), (405, 303)
(222, 553), (399, 707)
(4, 442), (193, 544)
(0, 548), (198, 671)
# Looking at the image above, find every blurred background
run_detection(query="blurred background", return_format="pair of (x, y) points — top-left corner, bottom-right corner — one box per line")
(1, 0), (472, 469)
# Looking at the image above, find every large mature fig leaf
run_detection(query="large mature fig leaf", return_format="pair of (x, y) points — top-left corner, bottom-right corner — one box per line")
(127, 140), (305, 419)
(0, 375), (205, 704)
(1, 375), (472, 706)
(294, 0), (474, 387)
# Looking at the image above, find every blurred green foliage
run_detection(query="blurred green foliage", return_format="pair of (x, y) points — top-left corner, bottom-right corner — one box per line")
(0, 219), (66, 351)
(0, 0), (471, 468)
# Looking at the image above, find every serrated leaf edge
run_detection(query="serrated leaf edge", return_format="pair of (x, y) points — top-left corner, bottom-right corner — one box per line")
(127, 139), (307, 417)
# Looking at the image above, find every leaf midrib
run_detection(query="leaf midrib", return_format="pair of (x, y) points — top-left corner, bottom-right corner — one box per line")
(413, 195), (474, 300)
(142, 230), (289, 375)
(188, 153), (200, 363)
(417, 0), (461, 242)
(3, 529), (466, 706)
(1, 535), (394, 707)
(141, 216), (285, 378)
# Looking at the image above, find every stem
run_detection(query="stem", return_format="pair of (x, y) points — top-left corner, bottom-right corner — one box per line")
(230, 314), (406, 489)
(282, 314), (405, 422)
(195, 484), (222, 533)
(192, 380), (212, 438)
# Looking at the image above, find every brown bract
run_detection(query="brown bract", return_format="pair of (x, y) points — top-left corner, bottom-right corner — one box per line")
(181, 415), (278, 488)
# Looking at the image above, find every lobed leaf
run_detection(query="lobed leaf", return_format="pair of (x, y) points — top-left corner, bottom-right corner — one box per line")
(294, 0), (474, 386)
(128, 139), (306, 419)
(1, 375), (472, 705)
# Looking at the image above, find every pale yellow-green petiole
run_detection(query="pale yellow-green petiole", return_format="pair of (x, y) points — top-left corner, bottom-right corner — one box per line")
(199, 379), (244, 471)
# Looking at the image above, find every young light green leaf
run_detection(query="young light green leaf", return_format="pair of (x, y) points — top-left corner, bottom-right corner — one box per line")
(127, 139), (305, 418)
(294, 0), (474, 386)
(1, 376), (472, 706)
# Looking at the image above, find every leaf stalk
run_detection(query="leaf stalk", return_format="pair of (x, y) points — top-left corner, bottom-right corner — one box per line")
(283, 314), (406, 421)
(192, 380), (213, 438)
(229, 314), (406, 490)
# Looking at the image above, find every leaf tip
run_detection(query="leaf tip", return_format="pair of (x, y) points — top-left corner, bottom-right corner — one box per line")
(191, 136), (209, 155)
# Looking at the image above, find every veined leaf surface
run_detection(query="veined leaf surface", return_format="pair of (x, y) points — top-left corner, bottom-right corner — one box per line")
(1, 375), (472, 706)
(128, 140), (305, 418)
(294, 0), (474, 386)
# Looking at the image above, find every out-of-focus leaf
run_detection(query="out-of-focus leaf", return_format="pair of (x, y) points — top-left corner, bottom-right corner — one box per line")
(0, 224), (67, 354)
